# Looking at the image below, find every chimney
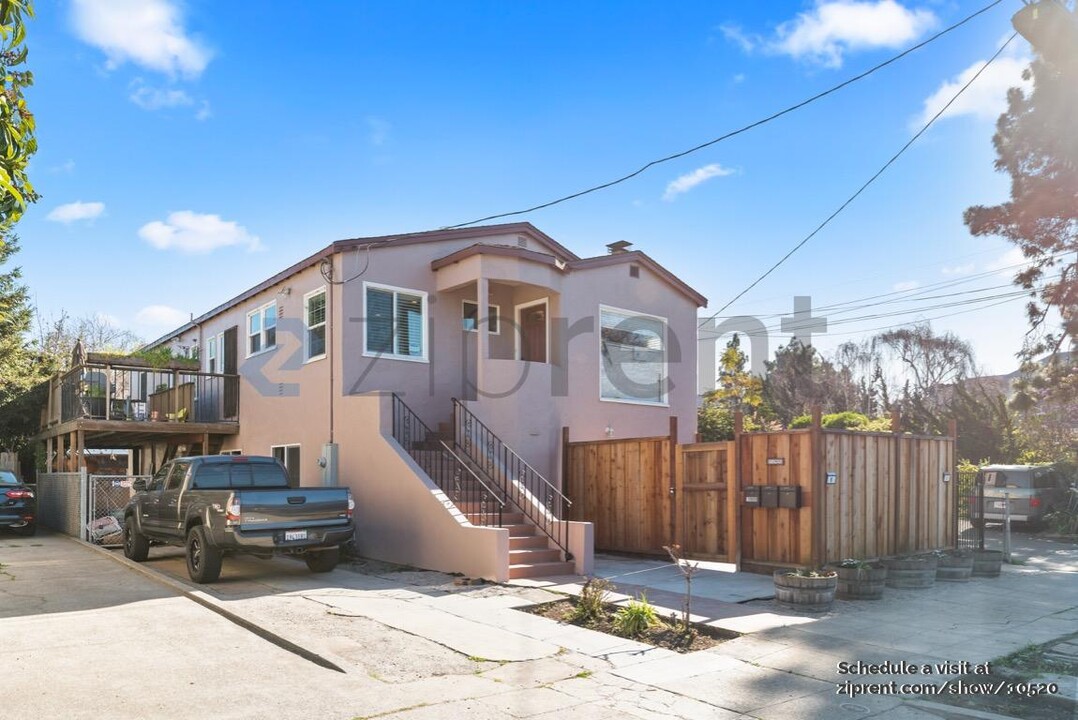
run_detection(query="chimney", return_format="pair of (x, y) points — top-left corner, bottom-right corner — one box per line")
(606, 240), (633, 255)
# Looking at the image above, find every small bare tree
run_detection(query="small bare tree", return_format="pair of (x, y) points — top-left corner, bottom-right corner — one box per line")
(663, 544), (701, 635)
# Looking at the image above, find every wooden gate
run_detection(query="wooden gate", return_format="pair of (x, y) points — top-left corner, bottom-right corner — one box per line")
(564, 436), (673, 555)
(564, 434), (737, 561)
(675, 442), (737, 561)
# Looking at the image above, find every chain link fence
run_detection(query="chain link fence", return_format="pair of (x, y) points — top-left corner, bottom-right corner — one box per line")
(87, 475), (148, 546)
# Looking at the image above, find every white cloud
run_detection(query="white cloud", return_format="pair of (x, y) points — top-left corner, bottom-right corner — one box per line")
(50, 159), (76, 174)
(912, 56), (1030, 127)
(893, 280), (920, 291)
(70, 0), (211, 77)
(720, 23), (758, 54)
(730, 1), (937, 68)
(195, 100), (212, 121)
(134, 304), (189, 328)
(985, 247), (1027, 275)
(941, 263), (975, 276)
(46, 200), (105, 224)
(129, 82), (193, 110)
(662, 164), (736, 201)
(139, 211), (262, 254)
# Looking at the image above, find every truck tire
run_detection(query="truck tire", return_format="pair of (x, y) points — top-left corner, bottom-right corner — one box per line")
(186, 525), (222, 583)
(123, 516), (149, 561)
(305, 547), (339, 573)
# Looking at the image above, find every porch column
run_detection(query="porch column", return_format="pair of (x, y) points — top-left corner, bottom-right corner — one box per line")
(476, 275), (488, 398)
(46, 436), (53, 473)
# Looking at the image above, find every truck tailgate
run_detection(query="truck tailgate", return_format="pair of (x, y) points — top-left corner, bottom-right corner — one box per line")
(237, 488), (351, 530)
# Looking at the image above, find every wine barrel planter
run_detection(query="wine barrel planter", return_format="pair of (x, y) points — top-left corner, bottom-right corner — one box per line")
(773, 570), (837, 612)
(972, 549), (1003, 577)
(935, 552), (974, 582)
(884, 556), (938, 589)
(832, 564), (887, 600)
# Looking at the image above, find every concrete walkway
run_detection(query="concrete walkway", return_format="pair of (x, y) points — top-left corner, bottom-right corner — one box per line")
(7, 529), (1076, 719)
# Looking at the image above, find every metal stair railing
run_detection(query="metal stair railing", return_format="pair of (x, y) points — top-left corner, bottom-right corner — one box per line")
(452, 398), (573, 560)
(391, 394), (505, 528)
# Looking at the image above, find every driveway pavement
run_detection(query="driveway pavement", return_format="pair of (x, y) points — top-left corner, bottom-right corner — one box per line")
(4, 529), (1075, 719)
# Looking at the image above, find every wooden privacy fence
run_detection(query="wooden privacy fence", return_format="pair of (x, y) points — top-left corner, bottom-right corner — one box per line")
(564, 417), (956, 569)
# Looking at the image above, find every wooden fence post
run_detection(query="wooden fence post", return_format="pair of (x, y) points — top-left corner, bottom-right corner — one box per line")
(810, 405), (824, 567)
(668, 416), (678, 547)
(892, 409), (902, 555)
(560, 426), (570, 511)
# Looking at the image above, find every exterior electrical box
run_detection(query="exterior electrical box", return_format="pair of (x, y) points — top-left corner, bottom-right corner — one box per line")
(321, 442), (339, 486)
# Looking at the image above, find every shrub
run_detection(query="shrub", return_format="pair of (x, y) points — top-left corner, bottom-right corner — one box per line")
(568, 577), (613, 624)
(613, 594), (659, 637)
(790, 414), (812, 429)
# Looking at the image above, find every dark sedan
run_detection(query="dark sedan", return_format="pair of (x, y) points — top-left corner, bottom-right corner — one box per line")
(0, 470), (36, 536)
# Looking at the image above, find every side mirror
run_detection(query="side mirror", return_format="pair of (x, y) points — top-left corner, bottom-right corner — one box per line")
(132, 478), (147, 492)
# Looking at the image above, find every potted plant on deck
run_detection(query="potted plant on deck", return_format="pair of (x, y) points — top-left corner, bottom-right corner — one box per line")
(831, 558), (887, 600)
(773, 567), (838, 612)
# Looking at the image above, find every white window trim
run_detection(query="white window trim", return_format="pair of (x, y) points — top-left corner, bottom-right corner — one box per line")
(246, 301), (278, 358)
(598, 303), (669, 407)
(206, 335), (217, 374)
(462, 299), (501, 335)
(514, 298), (549, 363)
(304, 286), (328, 362)
(219, 449), (243, 456)
(271, 443), (301, 486)
(362, 281), (430, 363)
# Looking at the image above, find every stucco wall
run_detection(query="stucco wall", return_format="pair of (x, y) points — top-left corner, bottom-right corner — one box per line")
(335, 392), (510, 581)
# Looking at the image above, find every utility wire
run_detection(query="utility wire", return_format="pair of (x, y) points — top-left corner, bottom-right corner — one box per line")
(699, 32), (1020, 329)
(442, 0), (1009, 230)
(697, 254), (1069, 327)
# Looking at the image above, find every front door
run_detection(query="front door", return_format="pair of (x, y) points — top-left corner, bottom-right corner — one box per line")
(518, 301), (547, 363)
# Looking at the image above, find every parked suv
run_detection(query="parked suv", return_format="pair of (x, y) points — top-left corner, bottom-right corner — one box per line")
(977, 464), (1071, 528)
(0, 470), (35, 536)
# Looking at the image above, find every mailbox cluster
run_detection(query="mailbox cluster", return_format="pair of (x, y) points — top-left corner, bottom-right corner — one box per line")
(742, 485), (802, 509)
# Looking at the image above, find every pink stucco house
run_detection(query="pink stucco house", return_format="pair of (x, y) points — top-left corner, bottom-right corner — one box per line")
(56, 223), (707, 581)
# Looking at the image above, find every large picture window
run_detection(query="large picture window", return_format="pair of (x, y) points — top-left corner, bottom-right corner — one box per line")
(247, 302), (277, 356)
(304, 288), (327, 360)
(364, 283), (428, 361)
(599, 305), (667, 405)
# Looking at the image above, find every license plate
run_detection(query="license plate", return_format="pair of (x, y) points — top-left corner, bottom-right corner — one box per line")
(284, 530), (307, 542)
(993, 501), (1007, 509)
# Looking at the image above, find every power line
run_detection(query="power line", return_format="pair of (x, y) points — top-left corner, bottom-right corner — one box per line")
(699, 32), (1020, 329)
(442, 0), (1009, 230)
(698, 253), (1069, 326)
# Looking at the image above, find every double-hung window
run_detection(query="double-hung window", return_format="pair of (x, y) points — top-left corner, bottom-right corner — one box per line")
(599, 305), (667, 405)
(304, 288), (327, 361)
(206, 336), (217, 374)
(364, 282), (428, 361)
(247, 302), (278, 356)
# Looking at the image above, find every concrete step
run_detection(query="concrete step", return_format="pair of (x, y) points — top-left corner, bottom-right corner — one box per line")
(509, 548), (561, 564)
(509, 561), (575, 580)
(509, 535), (549, 550)
(503, 523), (536, 537)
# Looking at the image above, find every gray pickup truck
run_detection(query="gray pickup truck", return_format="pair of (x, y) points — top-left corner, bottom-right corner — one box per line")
(123, 455), (354, 583)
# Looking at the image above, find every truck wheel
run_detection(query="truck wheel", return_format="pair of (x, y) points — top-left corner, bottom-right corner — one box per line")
(123, 516), (149, 561)
(186, 525), (222, 583)
(305, 547), (339, 573)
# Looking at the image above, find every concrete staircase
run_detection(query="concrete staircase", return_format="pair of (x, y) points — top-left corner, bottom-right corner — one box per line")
(456, 501), (574, 579)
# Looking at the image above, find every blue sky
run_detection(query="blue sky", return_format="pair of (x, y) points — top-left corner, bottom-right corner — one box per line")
(20, 0), (1038, 373)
